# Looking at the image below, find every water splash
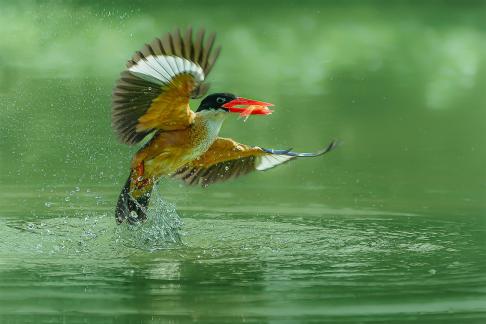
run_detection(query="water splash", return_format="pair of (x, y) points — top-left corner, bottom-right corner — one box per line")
(114, 186), (183, 252)
(2, 184), (184, 258)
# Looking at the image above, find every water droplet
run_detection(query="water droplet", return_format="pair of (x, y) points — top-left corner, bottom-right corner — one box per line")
(44, 202), (52, 208)
(64, 197), (70, 202)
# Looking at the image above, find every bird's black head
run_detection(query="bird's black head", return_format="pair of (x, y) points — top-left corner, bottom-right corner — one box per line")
(196, 93), (236, 112)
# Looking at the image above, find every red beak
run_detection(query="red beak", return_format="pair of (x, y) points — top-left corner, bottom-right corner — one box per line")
(222, 97), (274, 116)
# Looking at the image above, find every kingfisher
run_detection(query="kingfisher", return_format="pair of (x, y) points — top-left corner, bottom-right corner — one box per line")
(112, 27), (337, 224)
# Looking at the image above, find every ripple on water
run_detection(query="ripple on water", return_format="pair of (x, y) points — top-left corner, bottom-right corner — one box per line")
(1, 191), (485, 320)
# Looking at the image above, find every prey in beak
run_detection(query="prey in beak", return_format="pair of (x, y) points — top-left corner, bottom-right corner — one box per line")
(222, 97), (274, 120)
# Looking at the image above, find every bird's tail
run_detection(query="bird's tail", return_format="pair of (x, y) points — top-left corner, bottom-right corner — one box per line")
(115, 176), (152, 224)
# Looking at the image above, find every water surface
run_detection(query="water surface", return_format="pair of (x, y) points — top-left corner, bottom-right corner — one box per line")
(1, 1), (485, 323)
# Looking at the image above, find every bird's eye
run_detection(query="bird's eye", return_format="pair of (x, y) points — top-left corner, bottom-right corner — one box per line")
(216, 97), (226, 104)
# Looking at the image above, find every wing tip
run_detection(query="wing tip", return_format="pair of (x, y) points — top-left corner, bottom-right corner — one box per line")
(260, 139), (340, 157)
(319, 139), (340, 155)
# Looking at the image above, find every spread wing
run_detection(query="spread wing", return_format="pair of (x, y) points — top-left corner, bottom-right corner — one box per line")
(172, 138), (338, 187)
(112, 27), (221, 145)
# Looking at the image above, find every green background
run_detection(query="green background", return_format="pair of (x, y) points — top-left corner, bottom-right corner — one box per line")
(1, 0), (485, 323)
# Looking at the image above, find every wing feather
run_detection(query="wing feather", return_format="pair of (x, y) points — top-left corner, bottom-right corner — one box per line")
(112, 27), (221, 145)
(201, 32), (216, 71)
(193, 29), (205, 63)
(172, 138), (338, 186)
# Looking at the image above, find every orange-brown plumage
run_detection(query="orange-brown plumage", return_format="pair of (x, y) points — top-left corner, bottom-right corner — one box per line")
(131, 113), (218, 184)
(136, 74), (195, 132)
(192, 138), (264, 167)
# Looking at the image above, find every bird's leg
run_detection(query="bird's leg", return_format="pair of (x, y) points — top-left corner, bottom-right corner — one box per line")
(131, 161), (151, 190)
(135, 161), (144, 178)
(126, 165), (154, 224)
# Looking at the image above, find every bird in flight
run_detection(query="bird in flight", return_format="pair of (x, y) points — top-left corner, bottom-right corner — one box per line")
(112, 27), (337, 224)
